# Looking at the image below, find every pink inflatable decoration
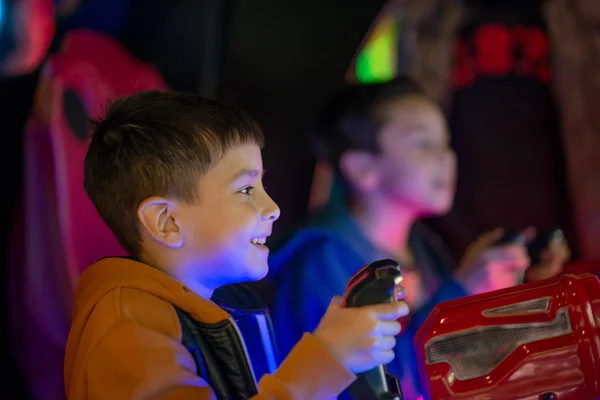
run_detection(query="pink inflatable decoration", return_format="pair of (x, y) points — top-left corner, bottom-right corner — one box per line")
(10, 29), (168, 400)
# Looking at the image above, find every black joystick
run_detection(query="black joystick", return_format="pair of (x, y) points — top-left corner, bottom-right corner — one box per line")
(341, 259), (405, 400)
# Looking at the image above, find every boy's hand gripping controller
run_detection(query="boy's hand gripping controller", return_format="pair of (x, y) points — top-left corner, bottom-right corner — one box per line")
(342, 259), (405, 400)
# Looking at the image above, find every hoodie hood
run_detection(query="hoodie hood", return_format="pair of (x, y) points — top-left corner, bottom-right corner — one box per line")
(64, 257), (229, 392)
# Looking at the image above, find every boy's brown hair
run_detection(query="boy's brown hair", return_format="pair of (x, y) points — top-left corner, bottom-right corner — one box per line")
(313, 76), (425, 166)
(84, 90), (264, 257)
(312, 76), (425, 202)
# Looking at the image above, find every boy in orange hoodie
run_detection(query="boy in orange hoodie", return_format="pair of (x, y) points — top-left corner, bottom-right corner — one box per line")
(64, 90), (409, 399)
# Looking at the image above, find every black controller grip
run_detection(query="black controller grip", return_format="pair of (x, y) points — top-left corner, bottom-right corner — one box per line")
(343, 259), (404, 400)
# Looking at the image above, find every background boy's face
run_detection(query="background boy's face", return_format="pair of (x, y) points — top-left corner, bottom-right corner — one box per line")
(177, 143), (280, 288)
(373, 95), (456, 216)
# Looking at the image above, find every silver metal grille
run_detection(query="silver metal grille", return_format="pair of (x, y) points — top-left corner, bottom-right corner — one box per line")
(482, 297), (551, 317)
(425, 307), (572, 380)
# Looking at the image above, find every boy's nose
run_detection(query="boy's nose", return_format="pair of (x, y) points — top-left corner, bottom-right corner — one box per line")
(261, 195), (281, 221)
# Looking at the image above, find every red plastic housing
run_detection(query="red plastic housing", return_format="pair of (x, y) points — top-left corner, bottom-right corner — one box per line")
(414, 273), (600, 400)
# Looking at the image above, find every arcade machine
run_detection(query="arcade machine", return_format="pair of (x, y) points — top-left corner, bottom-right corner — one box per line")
(344, 259), (600, 400)
(414, 272), (600, 400)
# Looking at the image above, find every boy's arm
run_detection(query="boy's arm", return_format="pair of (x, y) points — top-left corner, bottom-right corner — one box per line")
(86, 321), (355, 400)
(257, 332), (356, 398)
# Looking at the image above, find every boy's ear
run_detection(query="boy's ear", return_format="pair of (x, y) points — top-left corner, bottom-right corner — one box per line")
(339, 150), (380, 192)
(137, 197), (183, 248)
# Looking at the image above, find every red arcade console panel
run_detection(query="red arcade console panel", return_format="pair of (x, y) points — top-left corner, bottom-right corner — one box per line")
(414, 273), (600, 400)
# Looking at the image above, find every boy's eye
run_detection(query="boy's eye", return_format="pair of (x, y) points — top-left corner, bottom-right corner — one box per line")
(240, 186), (255, 195)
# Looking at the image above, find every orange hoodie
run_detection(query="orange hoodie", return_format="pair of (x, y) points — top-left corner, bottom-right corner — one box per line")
(64, 258), (356, 399)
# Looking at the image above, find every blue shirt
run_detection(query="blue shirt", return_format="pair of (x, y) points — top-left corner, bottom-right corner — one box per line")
(268, 206), (467, 399)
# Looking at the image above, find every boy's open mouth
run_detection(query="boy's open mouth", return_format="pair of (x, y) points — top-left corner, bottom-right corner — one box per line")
(250, 237), (267, 246)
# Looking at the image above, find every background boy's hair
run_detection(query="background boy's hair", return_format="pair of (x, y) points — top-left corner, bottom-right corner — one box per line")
(312, 75), (425, 167)
(309, 76), (425, 207)
(84, 90), (264, 257)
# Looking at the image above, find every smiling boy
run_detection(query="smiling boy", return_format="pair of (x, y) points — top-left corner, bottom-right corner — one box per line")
(63, 90), (409, 399)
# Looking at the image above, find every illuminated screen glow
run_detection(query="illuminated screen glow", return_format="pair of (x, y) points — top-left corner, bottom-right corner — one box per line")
(354, 16), (399, 84)
(346, 0), (405, 84)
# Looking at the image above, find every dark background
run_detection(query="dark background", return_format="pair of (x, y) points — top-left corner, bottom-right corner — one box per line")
(0, 0), (572, 397)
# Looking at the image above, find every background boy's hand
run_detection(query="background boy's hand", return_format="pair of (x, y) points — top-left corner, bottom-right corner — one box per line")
(312, 296), (409, 374)
(454, 228), (530, 295)
(525, 236), (570, 282)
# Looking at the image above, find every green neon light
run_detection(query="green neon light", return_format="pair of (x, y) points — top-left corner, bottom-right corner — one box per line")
(355, 20), (399, 84)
